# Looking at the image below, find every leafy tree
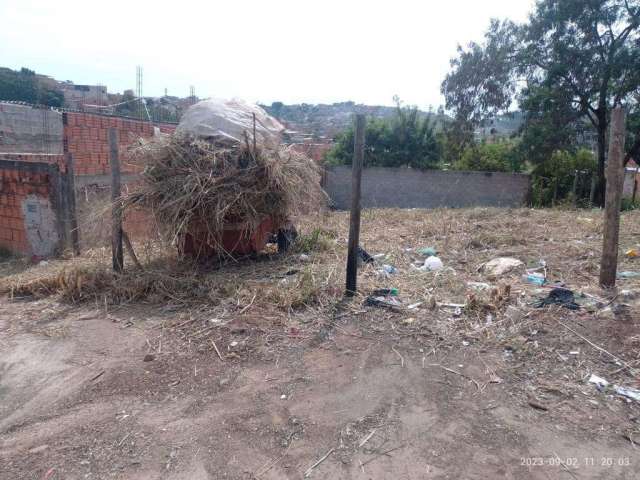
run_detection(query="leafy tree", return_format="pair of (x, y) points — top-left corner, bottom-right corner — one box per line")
(532, 148), (597, 205)
(455, 140), (522, 172)
(442, 0), (640, 205)
(0, 67), (63, 107)
(325, 101), (441, 169)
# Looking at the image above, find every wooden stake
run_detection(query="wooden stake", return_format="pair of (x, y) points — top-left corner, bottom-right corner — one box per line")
(252, 112), (257, 152)
(122, 231), (142, 270)
(345, 114), (365, 295)
(600, 107), (626, 287)
(109, 128), (123, 272)
(65, 153), (80, 255)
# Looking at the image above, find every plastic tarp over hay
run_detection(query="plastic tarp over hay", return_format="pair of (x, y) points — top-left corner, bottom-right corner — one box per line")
(176, 99), (286, 145)
(125, 98), (325, 258)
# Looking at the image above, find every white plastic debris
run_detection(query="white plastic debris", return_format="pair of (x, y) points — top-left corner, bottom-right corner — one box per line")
(588, 374), (609, 390)
(467, 281), (491, 290)
(416, 256), (443, 272)
(407, 302), (422, 310)
(614, 386), (640, 402)
(481, 257), (524, 276)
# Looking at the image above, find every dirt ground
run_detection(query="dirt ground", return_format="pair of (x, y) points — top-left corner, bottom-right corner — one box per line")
(1, 208), (639, 479)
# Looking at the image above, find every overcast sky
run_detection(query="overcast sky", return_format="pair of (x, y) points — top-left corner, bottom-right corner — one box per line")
(1, 0), (533, 109)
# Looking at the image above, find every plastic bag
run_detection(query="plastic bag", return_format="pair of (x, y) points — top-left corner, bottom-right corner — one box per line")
(177, 98), (285, 146)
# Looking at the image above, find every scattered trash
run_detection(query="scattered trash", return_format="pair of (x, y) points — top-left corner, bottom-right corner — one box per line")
(481, 257), (524, 276)
(372, 288), (398, 296)
(401, 317), (415, 325)
(453, 306), (462, 317)
(617, 271), (640, 278)
(533, 288), (579, 310)
(417, 247), (437, 257)
(38, 260), (49, 266)
(467, 281), (491, 291)
(625, 248), (639, 259)
(364, 295), (402, 309)
(299, 254), (311, 262)
(416, 256), (443, 272)
(615, 385), (640, 402)
(380, 264), (398, 275)
(372, 253), (386, 261)
(358, 246), (375, 264)
(229, 341), (239, 347)
(462, 340), (470, 346)
(523, 273), (546, 286)
(407, 302), (422, 310)
(569, 351), (580, 355)
(280, 394), (287, 400)
(588, 374), (640, 402)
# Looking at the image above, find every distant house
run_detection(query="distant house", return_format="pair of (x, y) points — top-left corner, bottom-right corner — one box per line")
(57, 82), (107, 110)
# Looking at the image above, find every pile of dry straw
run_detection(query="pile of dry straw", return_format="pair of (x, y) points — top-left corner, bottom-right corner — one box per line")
(124, 134), (325, 251)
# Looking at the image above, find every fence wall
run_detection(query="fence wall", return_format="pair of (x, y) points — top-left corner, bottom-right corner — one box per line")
(324, 166), (531, 209)
(0, 157), (65, 257)
(0, 103), (63, 154)
(63, 111), (176, 176)
(0, 103), (178, 256)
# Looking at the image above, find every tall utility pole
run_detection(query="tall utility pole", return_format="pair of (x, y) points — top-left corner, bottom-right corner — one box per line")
(136, 66), (143, 119)
(189, 85), (196, 105)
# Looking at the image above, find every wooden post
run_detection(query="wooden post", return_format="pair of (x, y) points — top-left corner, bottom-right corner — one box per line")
(589, 173), (597, 206)
(109, 128), (123, 272)
(345, 114), (365, 296)
(599, 107), (626, 287)
(252, 112), (257, 152)
(572, 170), (579, 207)
(65, 153), (80, 255)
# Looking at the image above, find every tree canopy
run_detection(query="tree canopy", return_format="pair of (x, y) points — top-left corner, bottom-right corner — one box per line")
(325, 100), (441, 169)
(442, 0), (640, 205)
(0, 67), (64, 107)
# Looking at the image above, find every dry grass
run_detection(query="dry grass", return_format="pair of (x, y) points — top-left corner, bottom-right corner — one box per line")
(123, 135), (325, 252)
(2, 207), (640, 330)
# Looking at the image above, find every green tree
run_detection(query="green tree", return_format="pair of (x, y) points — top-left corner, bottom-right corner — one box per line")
(532, 148), (597, 206)
(455, 140), (522, 172)
(0, 67), (63, 107)
(325, 100), (441, 169)
(441, 0), (640, 205)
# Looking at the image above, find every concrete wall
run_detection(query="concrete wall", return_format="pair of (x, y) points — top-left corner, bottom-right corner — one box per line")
(324, 166), (531, 209)
(0, 103), (63, 154)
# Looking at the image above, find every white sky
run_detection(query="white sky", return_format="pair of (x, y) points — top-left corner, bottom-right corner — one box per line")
(0, 0), (533, 108)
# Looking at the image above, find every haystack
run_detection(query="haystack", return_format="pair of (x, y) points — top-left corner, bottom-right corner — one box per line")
(124, 101), (325, 255)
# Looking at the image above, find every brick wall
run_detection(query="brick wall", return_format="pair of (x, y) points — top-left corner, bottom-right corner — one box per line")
(325, 166), (531, 210)
(63, 112), (176, 176)
(0, 158), (63, 257)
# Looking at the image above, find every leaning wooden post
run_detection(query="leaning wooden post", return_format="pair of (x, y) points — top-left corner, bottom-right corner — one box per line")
(109, 128), (124, 272)
(65, 153), (80, 255)
(599, 107), (626, 287)
(345, 114), (365, 296)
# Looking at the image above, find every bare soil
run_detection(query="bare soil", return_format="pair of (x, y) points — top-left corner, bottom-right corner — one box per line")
(1, 208), (639, 479)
